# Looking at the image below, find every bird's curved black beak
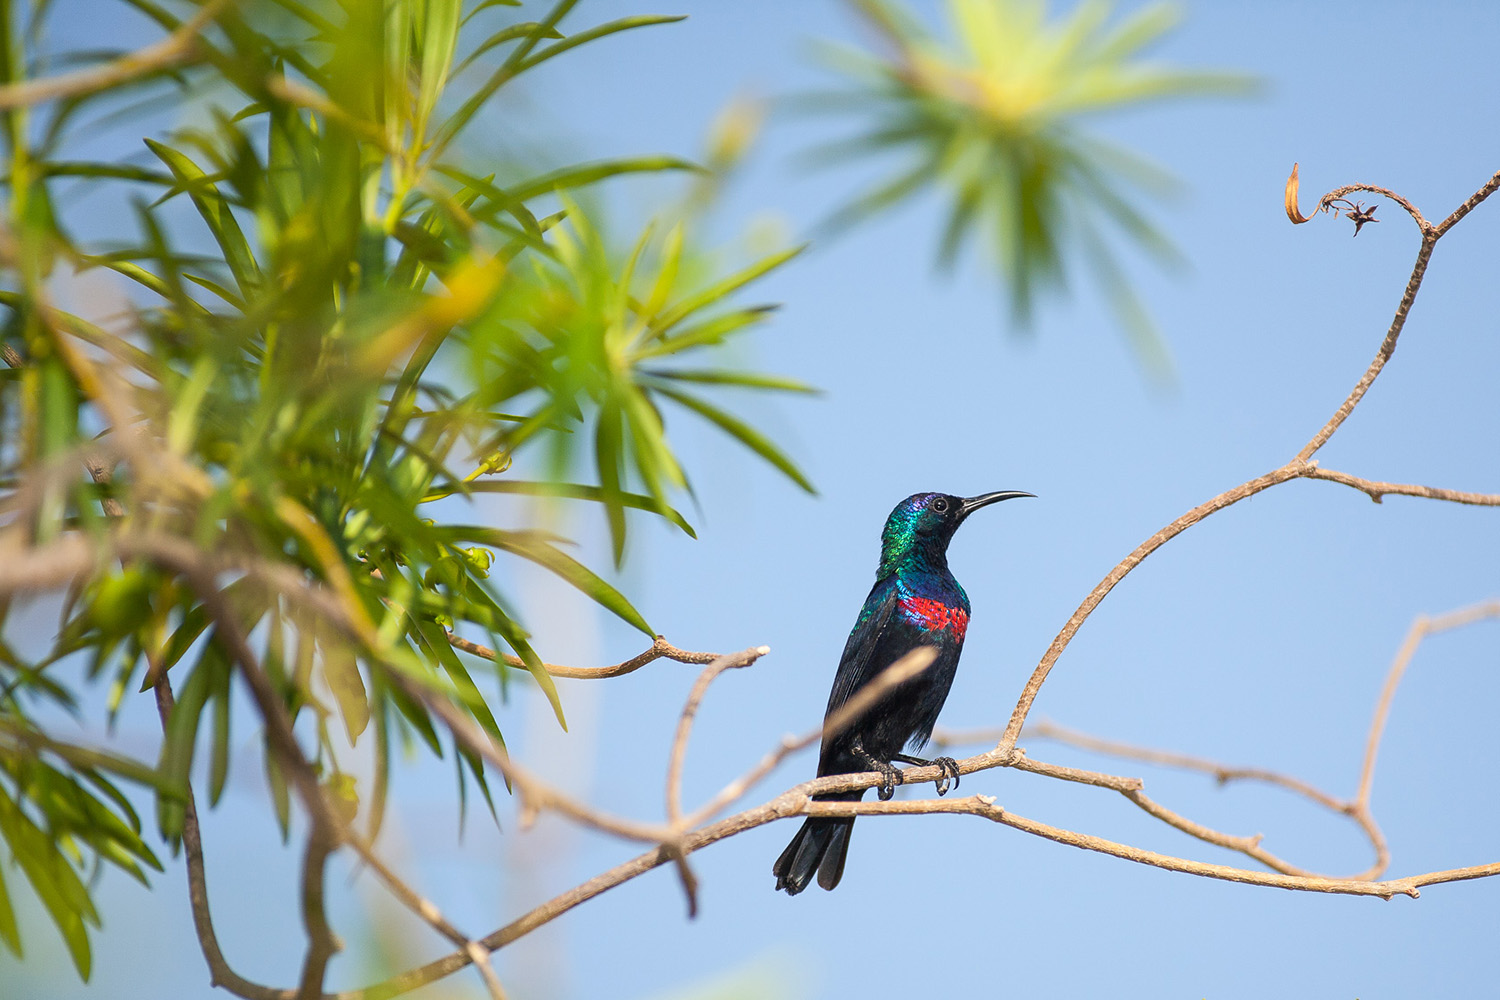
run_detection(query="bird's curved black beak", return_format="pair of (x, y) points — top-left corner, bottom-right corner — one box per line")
(957, 490), (1035, 521)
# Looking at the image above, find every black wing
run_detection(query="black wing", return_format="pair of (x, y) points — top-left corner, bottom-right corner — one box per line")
(823, 576), (900, 718)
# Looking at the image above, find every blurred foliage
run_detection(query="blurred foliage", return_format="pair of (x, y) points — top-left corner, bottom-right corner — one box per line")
(807, 0), (1253, 369)
(0, 0), (810, 976)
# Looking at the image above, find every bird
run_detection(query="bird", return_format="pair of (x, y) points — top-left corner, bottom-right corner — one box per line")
(772, 489), (1032, 895)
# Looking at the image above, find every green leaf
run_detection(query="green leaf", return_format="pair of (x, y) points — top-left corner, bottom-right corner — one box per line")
(263, 748), (291, 842)
(38, 161), (176, 185)
(368, 696), (391, 841)
(639, 221), (684, 321)
(650, 384), (816, 494)
(648, 244), (804, 337)
(433, 165), (544, 239)
(460, 528), (653, 637)
(0, 787), (94, 978)
(461, 0), (523, 26)
(415, 0), (463, 136)
(513, 15), (686, 77)
(0, 856), (20, 957)
(323, 637), (370, 743)
(424, 479), (695, 537)
(810, 0), (1253, 359)
(183, 272), (247, 310)
(454, 22), (563, 77)
(384, 652), (447, 756)
(595, 403), (628, 565)
(415, 620), (502, 739)
(144, 138), (262, 299)
(157, 643), (222, 841)
(429, 0), (580, 156)
(634, 305), (777, 359)
(207, 663), (232, 806)
(79, 257), (206, 313)
(641, 368), (819, 394)
(458, 596), (563, 734)
(506, 155), (703, 203)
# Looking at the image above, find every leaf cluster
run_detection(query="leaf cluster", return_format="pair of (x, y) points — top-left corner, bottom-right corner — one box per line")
(807, 0), (1253, 366)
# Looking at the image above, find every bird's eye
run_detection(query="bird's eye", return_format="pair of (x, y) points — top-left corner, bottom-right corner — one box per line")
(932, 497), (949, 513)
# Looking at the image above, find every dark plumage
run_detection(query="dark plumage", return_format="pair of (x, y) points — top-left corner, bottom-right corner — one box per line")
(772, 489), (1032, 895)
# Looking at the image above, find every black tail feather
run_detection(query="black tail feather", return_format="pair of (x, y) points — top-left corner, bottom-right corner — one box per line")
(772, 816), (855, 895)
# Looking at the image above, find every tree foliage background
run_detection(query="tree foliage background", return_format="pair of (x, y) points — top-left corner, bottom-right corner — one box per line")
(1, 1), (1497, 999)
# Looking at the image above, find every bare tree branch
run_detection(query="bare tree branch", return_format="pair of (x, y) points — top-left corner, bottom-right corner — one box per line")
(1436, 169), (1500, 235)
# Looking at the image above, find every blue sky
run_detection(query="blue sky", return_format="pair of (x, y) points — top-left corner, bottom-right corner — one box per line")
(4, 1), (1499, 999)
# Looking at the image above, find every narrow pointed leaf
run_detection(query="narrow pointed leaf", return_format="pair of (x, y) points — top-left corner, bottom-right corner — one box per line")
(652, 385), (815, 493)
(649, 244), (803, 336)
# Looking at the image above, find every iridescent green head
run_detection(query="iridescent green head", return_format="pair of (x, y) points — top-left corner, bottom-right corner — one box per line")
(876, 490), (1034, 577)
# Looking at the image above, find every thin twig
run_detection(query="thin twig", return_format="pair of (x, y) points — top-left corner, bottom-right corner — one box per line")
(1295, 238), (1436, 463)
(0, 0), (231, 109)
(337, 828), (508, 1000)
(1300, 466), (1500, 506)
(1019, 721), (1349, 812)
(662, 646), (769, 917)
(666, 647), (768, 824)
(954, 722), (1389, 881)
(153, 672), (283, 1000)
(1318, 183), (1430, 234)
(944, 591), (1500, 887)
(1356, 600), (1500, 808)
(447, 631), (718, 679)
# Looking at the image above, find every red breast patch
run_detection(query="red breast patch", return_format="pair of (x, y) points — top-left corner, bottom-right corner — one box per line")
(899, 596), (968, 640)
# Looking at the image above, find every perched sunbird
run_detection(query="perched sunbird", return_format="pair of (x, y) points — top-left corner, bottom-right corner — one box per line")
(773, 490), (1033, 895)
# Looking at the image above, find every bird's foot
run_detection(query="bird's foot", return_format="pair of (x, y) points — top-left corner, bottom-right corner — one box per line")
(892, 753), (962, 795)
(852, 743), (902, 800)
(872, 759), (901, 800)
(932, 756), (961, 795)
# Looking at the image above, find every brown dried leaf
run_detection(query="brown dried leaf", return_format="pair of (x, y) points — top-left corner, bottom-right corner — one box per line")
(1285, 162), (1319, 224)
